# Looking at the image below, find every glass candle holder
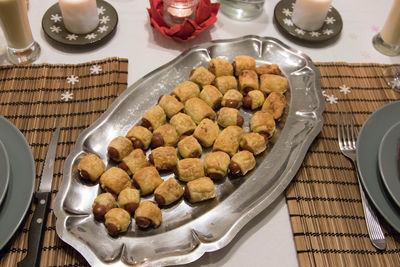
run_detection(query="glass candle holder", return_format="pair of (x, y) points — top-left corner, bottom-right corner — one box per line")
(219, 0), (265, 21)
(163, 0), (198, 26)
(0, 0), (40, 64)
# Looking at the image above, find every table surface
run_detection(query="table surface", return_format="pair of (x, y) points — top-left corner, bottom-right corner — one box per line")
(0, 0), (399, 266)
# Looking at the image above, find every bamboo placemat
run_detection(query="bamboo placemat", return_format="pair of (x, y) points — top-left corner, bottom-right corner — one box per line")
(0, 57), (128, 266)
(287, 63), (400, 267)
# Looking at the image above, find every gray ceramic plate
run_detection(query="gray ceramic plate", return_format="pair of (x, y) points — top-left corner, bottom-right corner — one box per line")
(378, 121), (400, 207)
(0, 138), (10, 206)
(357, 101), (400, 233)
(0, 116), (35, 250)
(54, 35), (324, 266)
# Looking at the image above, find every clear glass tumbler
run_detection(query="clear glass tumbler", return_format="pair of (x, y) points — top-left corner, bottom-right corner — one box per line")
(0, 0), (40, 64)
(219, 0), (265, 21)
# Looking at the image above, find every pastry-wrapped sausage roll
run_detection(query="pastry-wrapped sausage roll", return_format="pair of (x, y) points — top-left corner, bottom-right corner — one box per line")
(199, 85), (223, 109)
(213, 75), (238, 95)
(204, 151), (230, 180)
(177, 135), (202, 158)
(184, 97), (216, 124)
(232, 55), (256, 76)
(239, 70), (259, 94)
(221, 89), (243, 109)
(126, 125), (152, 150)
(250, 111), (276, 137)
(149, 146), (178, 171)
(240, 133), (267, 155)
(118, 149), (150, 176)
(184, 177), (215, 203)
(176, 158), (205, 182)
(154, 178), (184, 206)
(134, 201), (162, 229)
(209, 58), (234, 77)
(105, 208), (131, 237)
(78, 153), (105, 182)
(158, 94), (184, 118)
(229, 151), (256, 176)
(213, 126), (243, 157)
(217, 107), (244, 128)
(100, 167), (131, 195)
(132, 166), (163, 195)
(172, 81), (200, 103)
(242, 90), (265, 110)
(259, 74), (288, 95)
(256, 64), (282, 76)
(117, 188), (140, 214)
(108, 136), (133, 162)
(193, 118), (219, 147)
(141, 105), (166, 131)
(170, 113), (196, 137)
(190, 66), (215, 86)
(92, 192), (117, 221)
(151, 124), (179, 148)
(261, 92), (287, 119)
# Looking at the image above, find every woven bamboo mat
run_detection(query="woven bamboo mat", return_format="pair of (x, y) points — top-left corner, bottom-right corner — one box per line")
(0, 57), (128, 267)
(287, 63), (400, 267)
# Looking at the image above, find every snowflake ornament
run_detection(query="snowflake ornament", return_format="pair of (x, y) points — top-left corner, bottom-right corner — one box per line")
(339, 85), (351, 94)
(322, 90), (328, 97)
(61, 91), (74, 101)
(283, 18), (294, 26)
(85, 33), (97, 40)
(282, 8), (292, 16)
(97, 6), (106, 15)
(65, 34), (78, 40)
(295, 28), (305, 35)
(325, 17), (335, 24)
(326, 94), (338, 104)
(390, 78), (400, 89)
(50, 14), (62, 23)
(310, 31), (321, 37)
(97, 25), (109, 33)
(323, 29), (333, 35)
(99, 16), (110, 24)
(66, 75), (79, 85)
(50, 25), (62, 33)
(90, 65), (102, 74)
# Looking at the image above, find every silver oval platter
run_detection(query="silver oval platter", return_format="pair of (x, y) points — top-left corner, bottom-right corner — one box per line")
(54, 35), (324, 266)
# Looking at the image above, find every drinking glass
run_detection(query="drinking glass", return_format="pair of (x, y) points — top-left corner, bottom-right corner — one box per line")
(219, 0), (265, 21)
(0, 0), (40, 64)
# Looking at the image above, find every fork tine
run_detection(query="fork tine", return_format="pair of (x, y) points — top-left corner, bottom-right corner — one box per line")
(337, 112), (343, 148)
(349, 113), (356, 148)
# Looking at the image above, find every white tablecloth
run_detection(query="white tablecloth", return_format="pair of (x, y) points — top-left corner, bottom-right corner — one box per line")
(1, 0), (399, 266)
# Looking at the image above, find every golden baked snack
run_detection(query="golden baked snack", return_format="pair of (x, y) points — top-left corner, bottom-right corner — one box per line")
(256, 64), (282, 76)
(118, 149), (150, 176)
(213, 75), (238, 95)
(158, 94), (184, 118)
(172, 81), (200, 103)
(99, 167), (131, 195)
(184, 97), (216, 124)
(108, 136), (133, 162)
(92, 192), (117, 221)
(184, 177), (215, 203)
(199, 84), (223, 109)
(78, 153), (105, 182)
(229, 151), (256, 176)
(176, 158), (205, 182)
(213, 125), (243, 157)
(190, 66), (215, 86)
(104, 208), (131, 237)
(221, 89), (243, 109)
(259, 74), (288, 95)
(209, 58), (234, 77)
(117, 188), (140, 215)
(149, 146), (178, 171)
(177, 135), (202, 158)
(132, 166), (163, 195)
(232, 55), (256, 76)
(204, 151), (230, 180)
(154, 178), (184, 206)
(134, 201), (162, 229)
(261, 92), (287, 119)
(217, 107), (244, 128)
(170, 112), (196, 137)
(250, 111), (276, 137)
(240, 133), (267, 155)
(126, 125), (153, 150)
(141, 105), (167, 131)
(239, 69), (259, 94)
(242, 90), (265, 110)
(151, 124), (179, 148)
(193, 118), (219, 147)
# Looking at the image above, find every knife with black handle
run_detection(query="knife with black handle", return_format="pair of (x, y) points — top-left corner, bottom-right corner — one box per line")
(18, 127), (60, 267)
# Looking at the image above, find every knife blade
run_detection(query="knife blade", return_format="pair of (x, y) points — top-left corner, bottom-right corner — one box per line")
(18, 127), (61, 267)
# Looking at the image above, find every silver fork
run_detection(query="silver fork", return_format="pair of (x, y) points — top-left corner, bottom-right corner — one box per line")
(337, 112), (386, 250)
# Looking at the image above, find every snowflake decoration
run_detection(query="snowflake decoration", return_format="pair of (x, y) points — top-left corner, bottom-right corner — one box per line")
(90, 65), (102, 74)
(283, 18), (294, 26)
(97, 6), (106, 15)
(322, 90), (328, 97)
(325, 17), (336, 24)
(282, 8), (292, 16)
(65, 34), (78, 40)
(349, 33), (358, 40)
(99, 16), (110, 24)
(326, 94), (338, 104)
(66, 75), (79, 85)
(50, 25), (62, 33)
(361, 51), (371, 58)
(50, 14), (62, 23)
(390, 78), (400, 89)
(85, 33), (97, 40)
(61, 91), (74, 101)
(291, 3), (296, 9)
(323, 29), (333, 35)
(339, 85), (351, 94)
(328, 6), (332, 12)
(295, 28), (305, 35)
(97, 25), (109, 33)
(310, 31), (321, 37)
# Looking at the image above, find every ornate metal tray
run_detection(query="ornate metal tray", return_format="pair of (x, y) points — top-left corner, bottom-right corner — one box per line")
(54, 35), (324, 266)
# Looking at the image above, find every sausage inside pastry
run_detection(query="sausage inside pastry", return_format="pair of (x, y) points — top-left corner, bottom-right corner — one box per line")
(213, 75), (238, 95)
(134, 201), (162, 229)
(256, 64), (282, 76)
(177, 135), (202, 158)
(172, 81), (200, 103)
(117, 188), (140, 215)
(250, 111), (276, 137)
(261, 92), (287, 119)
(240, 133), (267, 155)
(141, 105), (167, 131)
(199, 85), (223, 109)
(229, 151), (256, 176)
(184, 177), (215, 203)
(239, 70), (259, 94)
(154, 178), (184, 206)
(209, 58), (234, 77)
(78, 153), (105, 182)
(151, 124), (179, 148)
(149, 146), (178, 171)
(104, 208), (131, 237)
(242, 90), (265, 110)
(126, 125), (153, 150)
(184, 97), (216, 124)
(170, 113), (196, 137)
(118, 149), (150, 176)
(232, 55), (256, 76)
(100, 167), (131, 195)
(217, 107), (244, 128)
(108, 136), (133, 162)
(221, 89), (243, 109)
(213, 126), (243, 157)
(92, 192), (117, 221)
(204, 151), (230, 180)
(259, 74), (288, 95)
(190, 66), (215, 86)
(193, 118), (219, 147)
(132, 166), (163, 195)
(176, 158), (205, 182)
(158, 94), (184, 118)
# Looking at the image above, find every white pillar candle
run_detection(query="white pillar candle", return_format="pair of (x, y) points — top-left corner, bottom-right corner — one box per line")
(58, 0), (98, 34)
(292, 0), (332, 31)
(381, 0), (400, 46)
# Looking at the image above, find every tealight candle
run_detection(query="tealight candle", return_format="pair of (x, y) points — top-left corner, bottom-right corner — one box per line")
(164, 0), (198, 26)
(58, 0), (98, 34)
(291, 0), (332, 31)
